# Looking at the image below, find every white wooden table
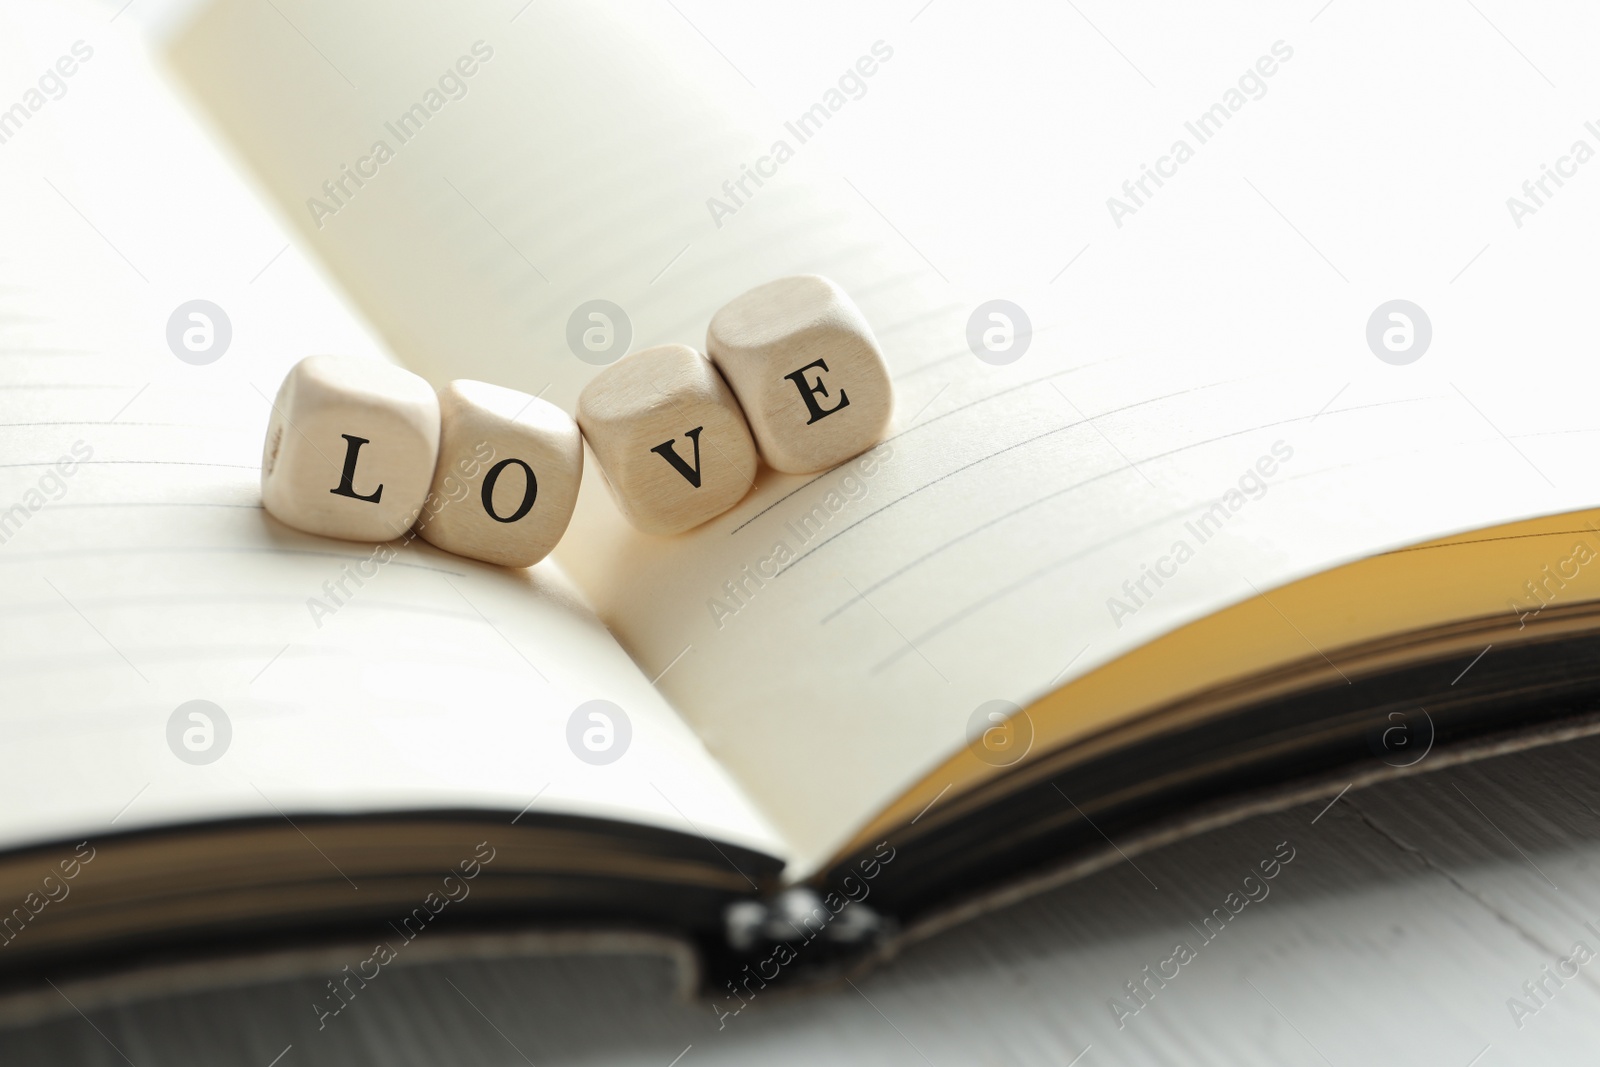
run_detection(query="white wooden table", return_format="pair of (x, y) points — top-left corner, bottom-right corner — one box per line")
(6, 730), (1600, 1065)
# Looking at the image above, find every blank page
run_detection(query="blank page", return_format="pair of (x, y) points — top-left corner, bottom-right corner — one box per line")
(168, 0), (1600, 873)
(0, 1), (782, 863)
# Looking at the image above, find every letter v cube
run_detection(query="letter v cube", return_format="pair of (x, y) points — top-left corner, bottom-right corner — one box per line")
(577, 344), (758, 535)
(261, 355), (440, 542)
(707, 275), (893, 473)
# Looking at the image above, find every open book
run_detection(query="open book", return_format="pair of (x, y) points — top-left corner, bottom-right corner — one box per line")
(4, 0), (1600, 1008)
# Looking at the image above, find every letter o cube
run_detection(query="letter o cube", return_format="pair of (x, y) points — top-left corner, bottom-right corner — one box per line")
(260, 355), (439, 542)
(706, 274), (893, 474)
(577, 344), (758, 535)
(416, 380), (583, 568)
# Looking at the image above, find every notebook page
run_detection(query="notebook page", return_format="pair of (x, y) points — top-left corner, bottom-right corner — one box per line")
(168, 0), (1600, 873)
(0, 0), (781, 862)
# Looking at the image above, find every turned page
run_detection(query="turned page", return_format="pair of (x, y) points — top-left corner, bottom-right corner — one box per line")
(168, 0), (1600, 873)
(0, 1), (781, 863)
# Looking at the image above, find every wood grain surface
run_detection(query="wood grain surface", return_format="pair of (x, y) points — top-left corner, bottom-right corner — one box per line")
(10, 730), (1600, 1065)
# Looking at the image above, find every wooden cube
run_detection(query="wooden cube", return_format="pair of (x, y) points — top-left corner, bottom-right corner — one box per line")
(576, 344), (758, 535)
(706, 275), (894, 474)
(415, 380), (582, 568)
(260, 355), (439, 542)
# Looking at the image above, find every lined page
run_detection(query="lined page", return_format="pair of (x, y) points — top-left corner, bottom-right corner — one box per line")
(169, 0), (1600, 872)
(0, 1), (782, 862)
